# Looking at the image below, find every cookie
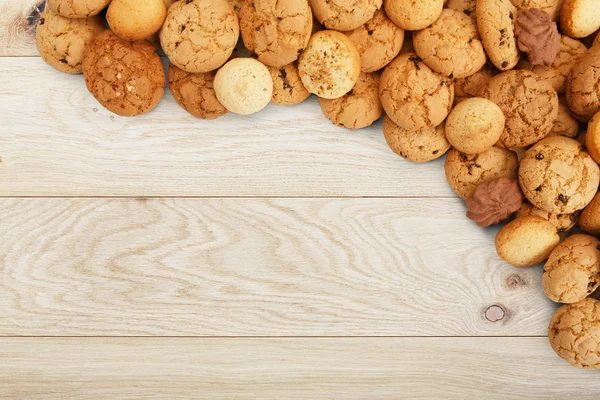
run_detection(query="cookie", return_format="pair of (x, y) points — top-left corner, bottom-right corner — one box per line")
(580, 193), (600, 234)
(519, 136), (600, 214)
(560, 0), (600, 38)
(445, 97), (505, 154)
(107, 0), (167, 41)
(384, 0), (444, 31)
(230, 0), (242, 16)
(510, 0), (564, 20)
(543, 234), (600, 303)
(379, 53), (454, 131)
(446, 0), (477, 21)
(484, 70), (559, 148)
(495, 216), (560, 267)
(382, 116), (450, 163)
(82, 31), (165, 117)
(516, 201), (579, 232)
(345, 9), (405, 73)
(160, 0), (239, 73)
(585, 111), (600, 163)
(453, 62), (495, 104)
(566, 48), (600, 122)
(444, 146), (519, 200)
(515, 8), (561, 67)
(548, 99), (579, 138)
(549, 298), (600, 369)
(168, 64), (228, 119)
(413, 9), (486, 79)
(214, 58), (273, 115)
(310, 0), (382, 31)
(239, 0), (313, 68)
(47, 0), (111, 18)
(476, 0), (520, 71)
(268, 63), (311, 106)
(36, 8), (104, 74)
(531, 35), (587, 94)
(298, 30), (361, 99)
(466, 177), (523, 227)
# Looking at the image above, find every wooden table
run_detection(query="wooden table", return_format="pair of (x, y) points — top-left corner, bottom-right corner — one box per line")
(1, 1), (599, 398)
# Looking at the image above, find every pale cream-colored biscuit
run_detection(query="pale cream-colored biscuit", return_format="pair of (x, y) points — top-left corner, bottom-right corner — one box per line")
(516, 201), (579, 232)
(560, 0), (600, 38)
(318, 73), (383, 129)
(160, 0), (239, 73)
(477, 0), (520, 71)
(510, 0), (564, 20)
(519, 136), (600, 214)
(36, 8), (104, 74)
(298, 30), (361, 99)
(585, 111), (600, 163)
(345, 9), (404, 73)
(239, 0), (313, 68)
(310, 0), (382, 31)
(484, 70), (559, 148)
(566, 48), (600, 122)
(384, 0), (444, 30)
(445, 98), (505, 154)
(268, 63), (311, 106)
(548, 98), (580, 138)
(168, 64), (228, 119)
(444, 146), (519, 200)
(383, 116), (450, 163)
(107, 0), (167, 41)
(414, 9), (486, 79)
(580, 192), (600, 235)
(549, 298), (600, 369)
(380, 53), (454, 131)
(47, 0), (111, 18)
(495, 216), (560, 267)
(531, 35), (587, 94)
(214, 58), (273, 115)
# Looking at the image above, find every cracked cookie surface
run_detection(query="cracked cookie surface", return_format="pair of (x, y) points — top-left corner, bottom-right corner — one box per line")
(83, 30), (166, 116)
(310, 0), (383, 31)
(516, 201), (579, 232)
(383, 116), (450, 163)
(549, 297), (600, 369)
(548, 99), (579, 138)
(268, 63), (311, 106)
(318, 72), (382, 129)
(414, 9), (486, 79)
(543, 234), (600, 304)
(511, 0), (563, 20)
(447, 0), (477, 22)
(444, 146), (518, 200)
(384, 0), (443, 30)
(566, 48), (600, 122)
(454, 62), (496, 104)
(476, 0), (520, 71)
(484, 70), (559, 148)
(36, 8), (104, 74)
(379, 53), (454, 131)
(519, 136), (600, 214)
(240, 0), (313, 68)
(160, 0), (239, 73)
(168, 63), (227, 119)
(47, 0), (111, 18)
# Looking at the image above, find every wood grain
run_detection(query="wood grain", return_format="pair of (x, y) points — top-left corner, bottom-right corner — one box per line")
(0, 58), (454, 197)
(0, 198), (555, 336)
(2, 337), (599, 399)
(0, 0), (42, 56)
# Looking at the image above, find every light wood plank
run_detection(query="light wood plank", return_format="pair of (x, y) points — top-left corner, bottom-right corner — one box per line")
(0, 198), (555, 336)
(0, 0), (41, 56)
(0, 58), (453, 197)
(2, 337), (599, 399)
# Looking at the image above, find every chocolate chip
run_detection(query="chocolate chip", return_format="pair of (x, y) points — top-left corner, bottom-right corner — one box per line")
(502, 61), (508, 68)
(535, 186), (542, 192)
(408, 56), (421, 71)
(558, 194), (569, 204)
(535, 154), (544, 160)
(39, 17), (45, 25)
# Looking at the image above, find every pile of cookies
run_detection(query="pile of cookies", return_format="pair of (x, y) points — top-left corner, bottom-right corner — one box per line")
(35, 0), (600, 369)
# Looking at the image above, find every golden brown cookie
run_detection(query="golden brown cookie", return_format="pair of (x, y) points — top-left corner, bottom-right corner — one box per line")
(382, 116), (450, 163)
(566, 48), (600, 122)
(516, 201), (579, 232)
(495, 216), (560, 267)
(384, 0), (444, 30)
(586, 111), (600, 163)
(484, 70), (559, 148)
(107, 0), (167, 41)
(447, 0), (477, 21)
(580, 192), (600, 234)
(82, 31), (165, 117)
(531, 35), (587, 94)
(47, 0), (111, 18)
(477, 0), (520, 71)
(160, 0), (239, 73)
(345, 9), (404, 73)
(413, 9), (486, 79)
(310, 0), (382, 31)
(318, 73), (382, 129)
(548, 99), (580, 138)
(510, 0), (563, 20)
(36, 8), (104, 74)
(519, 136), (600, 214)
(240, 0), (313, 68)
(453, 62), (495, 104)
(168, 64), (227, 119)
(298, 30), (361, 99)
(543, 234), (600, 303)
(268, 63), (311, 106)
(445, 98), (505, 154)
(549, 298), (600, 369)
(560, 0), (600, 38)
(230, 0), (242, 16)
(380, 53), (454, 131)
(444, 146), (519, 200)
